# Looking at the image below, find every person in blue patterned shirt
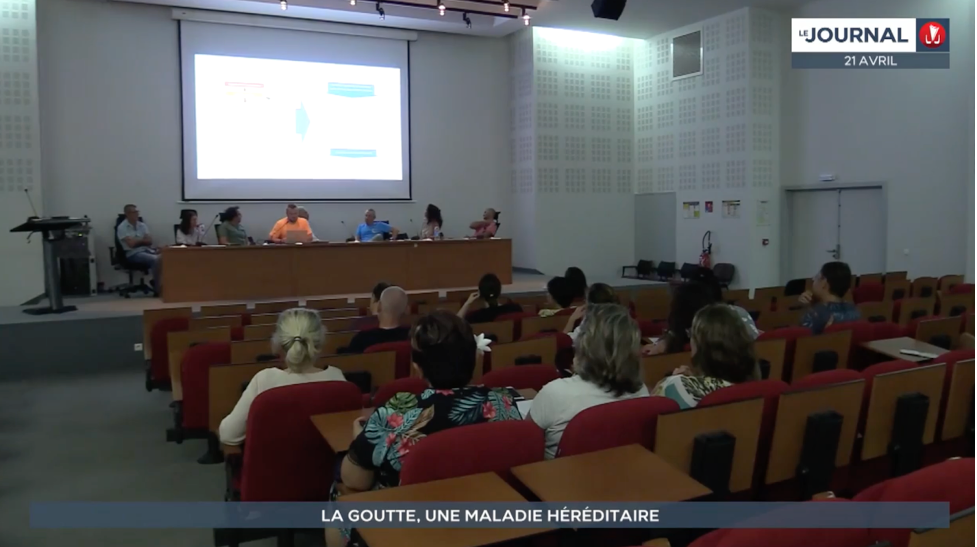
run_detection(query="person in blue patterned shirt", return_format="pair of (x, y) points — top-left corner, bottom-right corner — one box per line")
(800, 261), (861, 334)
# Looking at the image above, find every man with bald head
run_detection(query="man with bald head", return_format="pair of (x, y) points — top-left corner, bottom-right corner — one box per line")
(342, 285), (411, 353)
(470, 207), (499, 238)
(354, 208), (399, 242)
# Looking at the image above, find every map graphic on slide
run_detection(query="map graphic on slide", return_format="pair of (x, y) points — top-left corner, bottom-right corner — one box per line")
(193, 54), (403, 180)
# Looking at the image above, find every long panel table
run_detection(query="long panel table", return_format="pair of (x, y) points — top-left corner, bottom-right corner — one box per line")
(160, 238), (512, 303)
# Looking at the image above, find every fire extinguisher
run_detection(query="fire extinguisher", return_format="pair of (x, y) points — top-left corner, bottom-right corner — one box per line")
(700, 231), (712, 269)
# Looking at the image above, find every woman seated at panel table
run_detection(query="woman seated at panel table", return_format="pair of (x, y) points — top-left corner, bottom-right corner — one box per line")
(327, 311), (520, 544)
(457, 273), (523, 323)
(219, 308), (345, 445)
(469, 207), (499, 238)
(651, 304), (760, 410)
(419, 203), (443, 240)
(528, 303), (649, 459)
(216, 206), (250, 246)
(175, 210), (206, 246)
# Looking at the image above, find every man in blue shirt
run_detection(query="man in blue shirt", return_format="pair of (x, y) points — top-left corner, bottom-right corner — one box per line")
(116, 204), (161, 294)
(799, 261), (860, 334)
(354, 208), (399, 242)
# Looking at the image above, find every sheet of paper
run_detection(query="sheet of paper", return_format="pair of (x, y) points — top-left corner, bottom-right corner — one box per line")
(516, 399), (533, 418)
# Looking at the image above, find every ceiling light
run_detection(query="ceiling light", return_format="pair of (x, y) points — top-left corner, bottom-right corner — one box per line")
(503, 1), (509, 12)
(350, 0), (356, 4)
(522, 8), (531, 25)
(280, 0), (287, 9)
(438, 0), (446, 16)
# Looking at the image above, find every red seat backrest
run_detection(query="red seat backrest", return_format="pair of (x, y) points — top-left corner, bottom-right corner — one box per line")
(557, 397), (680, 457)
(181, 341), (232, 429)
(481, 364), (560, 391)
(905, 315), (942, 337)
(693, 525), (871, 547)
(637, 319), (665, 338)
(949, 283), (975, 295)
(930, 348), (976, 435)
(858, 359), (917, 433)
(825, 320), (876, 369)
(757, 327), (811, 380)
(371, 377), (429, 408)
(241, 381), (362, 501)
(853, 283), (884, 304)
(869, 321), (907, 341)
(522, 332), (574, 370)
(854, 458), (975, 547)
(399, 420), (544, 486)
(788, 368), (863, 391)
(699, 379), (788, 490)
(149, 317), (190, 382)
(495, 311), (536, 340)
(364, 341), (412, 379)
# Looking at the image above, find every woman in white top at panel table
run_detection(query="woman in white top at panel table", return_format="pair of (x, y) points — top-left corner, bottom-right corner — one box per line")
(175, 210), (207, 246)
(528, 303), (649, 459)
(219, 308), (346, 445)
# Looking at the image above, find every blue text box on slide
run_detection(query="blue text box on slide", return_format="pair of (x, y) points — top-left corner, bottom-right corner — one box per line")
(328, 83), (376, 98)
(331, 149), (378, 158)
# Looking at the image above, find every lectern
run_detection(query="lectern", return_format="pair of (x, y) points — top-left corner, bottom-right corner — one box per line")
(10, 216), (91, 315)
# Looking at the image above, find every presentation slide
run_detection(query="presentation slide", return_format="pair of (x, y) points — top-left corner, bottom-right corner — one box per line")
(194, 54), (402, 181)
(179, 20), (411, 201)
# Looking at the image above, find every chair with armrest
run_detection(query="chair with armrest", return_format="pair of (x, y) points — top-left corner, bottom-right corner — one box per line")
(110, 213), (152, 298)
(622, 259), (655, 280)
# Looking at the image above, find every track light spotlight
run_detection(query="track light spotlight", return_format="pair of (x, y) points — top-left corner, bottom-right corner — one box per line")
(350, 0), (356, 5)
(503, 0), (509, 12)
(462, 11), (471, 28)
(522, 8), (531, 25)
(438, 0), (446, 16)
(280, 0), (287, 10)
(376, 1), (385, 18)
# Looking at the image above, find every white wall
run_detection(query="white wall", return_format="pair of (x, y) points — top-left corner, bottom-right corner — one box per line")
(38, 0), (511, 287)
(783, 0), (974, 278)
(0, 0), (44, 306)
(966, 2), (977, 283)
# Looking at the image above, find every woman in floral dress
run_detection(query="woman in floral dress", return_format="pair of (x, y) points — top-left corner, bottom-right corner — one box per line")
(327, 310), (521, 546)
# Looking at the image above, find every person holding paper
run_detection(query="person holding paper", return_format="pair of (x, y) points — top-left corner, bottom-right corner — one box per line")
(268, 203), (313, 243)
(527, 304), (649, 459)
(328, 311), (520, 546)
(354, 208), (399, 242)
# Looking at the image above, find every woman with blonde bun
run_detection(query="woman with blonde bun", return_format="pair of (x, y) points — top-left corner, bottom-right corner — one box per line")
(219, 308), (346, 445)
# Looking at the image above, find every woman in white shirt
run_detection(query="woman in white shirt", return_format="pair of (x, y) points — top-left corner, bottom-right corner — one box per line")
(175, 210), (206, 246)
(529, 303), (649, 459)
(219, 308), (346, 445)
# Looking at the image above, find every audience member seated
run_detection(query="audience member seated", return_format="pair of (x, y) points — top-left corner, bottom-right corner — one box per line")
(469, 207), (498, 238)
(294, 206), (320, 242)
(564, 266), (588, 304)
(355, 208), (399, 242)
(698, 269), (761, 339)
(652, 304), (760, 409)
(419, 203), (443, 239)
(218, 308), (346, 445)
(528, 304), (649, 459)
(175, 210), (206, 246)
(216, 206), (249, 246)
(269, 203), (313, 243)
(458, 273), (522, 323)
(328, 311), (521, 545)
(799, 261), (860, 334)
(117, 203), (160, 294)
(642, 281), (715, 356)
(539, 276), (577, 317)
(342, 286), (410, 354)
(564, 283), (618, 342)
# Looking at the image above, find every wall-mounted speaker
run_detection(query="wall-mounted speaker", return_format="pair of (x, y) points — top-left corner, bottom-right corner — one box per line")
(591, 0), (627, 20)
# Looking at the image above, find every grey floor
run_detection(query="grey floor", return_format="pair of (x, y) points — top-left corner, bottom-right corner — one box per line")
(0, 369), (299, 547)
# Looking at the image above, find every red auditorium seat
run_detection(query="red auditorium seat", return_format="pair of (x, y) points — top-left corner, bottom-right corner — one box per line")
(481, 364), (560, 391)
(399, 420), (544, 486)
(690, 522), (871, 547)
(854, 458), (975, 547)
(870, 321), (907, 342)
(637, 319), (665, 338)
(370, 377), (428, 408)
(930, 348), (975, 451)
(496, 311), (536, 340)
(949, 283), (975, 295)
(557, 397), (679, 457)
(522, 332), (574, 371)
(364, 340), (412, 379)
(825, 320), (876, 369)
(699, 379), (788, 493)
(180, 341), (232, 433)
(149, 317), (189, 385)
(757, 327), (811, 381)
(788, 368), (862, 391)
(853, 283), (884, 304)
(239, 381), (362, 502)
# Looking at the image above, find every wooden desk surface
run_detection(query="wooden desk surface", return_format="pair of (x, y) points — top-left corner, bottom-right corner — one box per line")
(160, 239), (512, 303)
(861, 337), (949, 362)
(511, 444), (711, 502)
(338, 472), (549, 547)
(311, 389), (538, 452)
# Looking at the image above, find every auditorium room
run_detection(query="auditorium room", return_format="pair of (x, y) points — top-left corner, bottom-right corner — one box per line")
(0, 0), (973, 545)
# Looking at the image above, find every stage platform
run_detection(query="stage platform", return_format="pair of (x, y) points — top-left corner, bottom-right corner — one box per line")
(0, 271), (664, 381)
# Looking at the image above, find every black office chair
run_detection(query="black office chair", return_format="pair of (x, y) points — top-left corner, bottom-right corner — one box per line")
(784, 278), (808, 296)
(656, 261), (677, 281)
(622, 260), (655, 279)
(109, 214), (153, 298)
(679, 262), (700, 282)
(713, 263), (735, 289)
(493, 211), (501, 234)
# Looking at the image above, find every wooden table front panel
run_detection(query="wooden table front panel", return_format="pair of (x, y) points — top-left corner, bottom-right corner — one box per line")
(161, 239), (512, 303)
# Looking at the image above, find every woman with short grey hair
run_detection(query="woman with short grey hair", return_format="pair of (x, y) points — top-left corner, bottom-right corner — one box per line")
(527, 303), (650, 459)
(219, 308), (346, 445)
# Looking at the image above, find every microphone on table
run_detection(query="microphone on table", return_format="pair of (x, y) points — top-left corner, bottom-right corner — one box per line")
(341, 220), (354, 242)
(200, 212), (221, 243)
(409, 218), (416, 238)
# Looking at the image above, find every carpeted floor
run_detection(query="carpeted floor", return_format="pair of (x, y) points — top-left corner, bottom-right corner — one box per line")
(0, 369), (321, 547)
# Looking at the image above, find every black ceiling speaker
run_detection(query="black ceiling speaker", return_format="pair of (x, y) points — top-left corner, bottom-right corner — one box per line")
(591, 0), (627, 20)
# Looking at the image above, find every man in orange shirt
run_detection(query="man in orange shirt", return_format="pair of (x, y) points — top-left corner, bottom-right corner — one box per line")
(269, 203), (313, 243)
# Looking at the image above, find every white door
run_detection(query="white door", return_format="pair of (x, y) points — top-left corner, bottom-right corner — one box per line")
(839, 188), (886, 275)
(788, 190), (841, 280)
